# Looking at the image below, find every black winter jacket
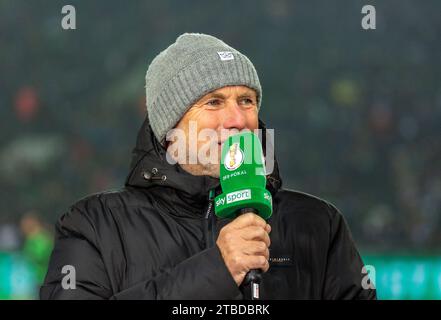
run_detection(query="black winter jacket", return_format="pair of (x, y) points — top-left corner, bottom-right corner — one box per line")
(40, 117), (376, 300)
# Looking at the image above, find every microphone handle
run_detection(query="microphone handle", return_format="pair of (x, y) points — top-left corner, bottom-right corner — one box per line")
(237, 207), (263, 299)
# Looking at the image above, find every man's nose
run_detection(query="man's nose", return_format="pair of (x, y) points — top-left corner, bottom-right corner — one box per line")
(222, 101), (247, 130)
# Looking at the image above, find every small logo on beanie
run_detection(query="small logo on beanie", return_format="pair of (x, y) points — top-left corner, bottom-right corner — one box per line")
(217, 51), (234, 61)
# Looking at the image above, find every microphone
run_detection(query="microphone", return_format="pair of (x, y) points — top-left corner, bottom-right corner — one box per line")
(214, 131), (272, 300)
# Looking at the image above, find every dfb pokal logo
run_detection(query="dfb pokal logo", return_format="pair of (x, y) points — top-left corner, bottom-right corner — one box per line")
(224, 143), (244, 171)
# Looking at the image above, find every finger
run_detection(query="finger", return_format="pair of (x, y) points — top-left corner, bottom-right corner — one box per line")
(242, 241), (270, 259)
(265, 223), (271, 234)
(231, 212), (267, 230)
(244, 255), (270, 273)
(240, 226), (271, 247)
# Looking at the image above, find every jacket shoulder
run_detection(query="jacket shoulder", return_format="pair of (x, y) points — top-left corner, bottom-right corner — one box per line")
(73, 186), (149, 211)
(56, 187), (150, 238)
(274, 188), (342, 222)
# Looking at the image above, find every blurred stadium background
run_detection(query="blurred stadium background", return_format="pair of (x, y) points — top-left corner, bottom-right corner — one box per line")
(1, 0), (440, 299)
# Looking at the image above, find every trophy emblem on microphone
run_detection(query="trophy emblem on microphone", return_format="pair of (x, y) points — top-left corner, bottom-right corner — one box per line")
(225, 143), (243, 171)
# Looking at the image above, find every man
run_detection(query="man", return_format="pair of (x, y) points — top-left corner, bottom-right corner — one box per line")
(41, 33), (376, 299)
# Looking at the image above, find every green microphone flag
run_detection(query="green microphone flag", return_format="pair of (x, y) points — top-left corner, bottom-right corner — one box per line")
(214, 131), (272, 219)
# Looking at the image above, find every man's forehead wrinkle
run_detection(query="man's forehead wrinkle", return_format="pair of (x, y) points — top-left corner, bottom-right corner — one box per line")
(207, 93), (226, 99)
(204, 88), (257, 99)
(237, 93), (257, 99)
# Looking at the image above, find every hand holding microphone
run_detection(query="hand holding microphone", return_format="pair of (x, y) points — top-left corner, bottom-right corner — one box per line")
(216, 212), (271, 286)
(214, 131), (273, 299)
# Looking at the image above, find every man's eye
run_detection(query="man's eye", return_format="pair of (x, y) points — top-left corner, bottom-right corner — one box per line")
(206, 99), (221, 106)
(240, 98), (255, 105)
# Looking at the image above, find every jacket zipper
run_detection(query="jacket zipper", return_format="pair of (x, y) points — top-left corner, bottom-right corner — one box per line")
(204, 189), (216, 249)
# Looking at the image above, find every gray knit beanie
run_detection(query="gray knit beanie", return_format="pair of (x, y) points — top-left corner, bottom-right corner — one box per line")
(145, 33), (262, 144)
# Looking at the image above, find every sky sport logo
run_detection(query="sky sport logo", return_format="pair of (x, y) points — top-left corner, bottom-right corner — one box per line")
(264, 192), (272, 202)
(226, 189), (251, 204)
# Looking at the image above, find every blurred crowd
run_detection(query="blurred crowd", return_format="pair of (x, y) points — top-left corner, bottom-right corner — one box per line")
(0, 213), (52, 298)
(1, 1), (441, 298)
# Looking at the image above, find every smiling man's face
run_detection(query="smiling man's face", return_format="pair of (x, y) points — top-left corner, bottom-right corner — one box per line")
(166, 85), (259, 178)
